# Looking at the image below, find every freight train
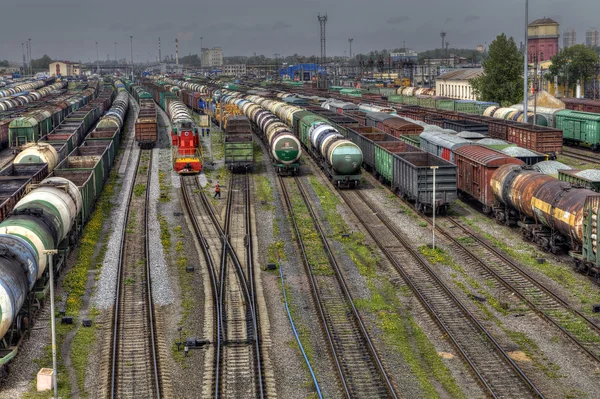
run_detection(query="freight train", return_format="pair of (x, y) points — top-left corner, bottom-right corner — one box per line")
(124, 81), (157, 148)
(223, 90), (365, 187)
(222, 92), (302, 175)
(143, 81), (202, 173)
(321, 84), (600, 153)
(238, 86), (600, 273)
(0, 80), (128, 372)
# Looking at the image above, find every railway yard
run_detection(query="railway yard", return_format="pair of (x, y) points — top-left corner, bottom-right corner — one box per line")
(1, 74), (600, 399)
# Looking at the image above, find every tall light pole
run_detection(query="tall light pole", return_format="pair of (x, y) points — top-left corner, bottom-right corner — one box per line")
(430, 166), (439, 250)
(523, 0), (529, 122)
(200, 37), (203, 68)
(348, 38), (353, 59)
(96, 41), (100, 75)
(21, 42), (25, 71)
(130, 36), (134, 80)
(114, 42), (117, 65)
(28, 38), (32, 75)
(44, 249), (59, 399)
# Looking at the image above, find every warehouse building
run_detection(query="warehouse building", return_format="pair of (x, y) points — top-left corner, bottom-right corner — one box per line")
(435, 68), (483, 100)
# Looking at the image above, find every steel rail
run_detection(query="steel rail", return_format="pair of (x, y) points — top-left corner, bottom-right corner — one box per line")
(110, 148), (161, 398)
(342, 189), (544, 398)
(280, 175), (398, 398)
(180, 176), (222, 398)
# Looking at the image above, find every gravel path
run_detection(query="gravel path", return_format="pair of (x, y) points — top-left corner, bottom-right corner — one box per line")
(148, 142), (174, 306)
(94, 98), (141, 310)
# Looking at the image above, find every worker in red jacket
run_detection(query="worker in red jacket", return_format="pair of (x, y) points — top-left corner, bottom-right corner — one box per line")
(214, 182), (221, 199)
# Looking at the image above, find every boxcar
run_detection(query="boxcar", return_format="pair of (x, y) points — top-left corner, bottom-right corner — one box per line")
(558, 169), (600, 192)
(453, 145), (525, 212)
(443, 119), (489, 134)
(365, 112), (425, 137)
(0, 120), (9, 149)
(562, 98), (600, 114)
(224, 115), (254, 171)
(419, 132), (471, 163)
(392, 152), (457, 214)
(555, 110), (600, 150)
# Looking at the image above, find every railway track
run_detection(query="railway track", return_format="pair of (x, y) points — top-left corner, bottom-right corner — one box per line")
(110, 148), (162, 398)
(181, 174), (264, 398)
(0, 151), (15, 170)
(429, 215), (600, 363)
(279, 175), (397, 398)
(337, 189), (544, 398)
(562, 149), (600, 165)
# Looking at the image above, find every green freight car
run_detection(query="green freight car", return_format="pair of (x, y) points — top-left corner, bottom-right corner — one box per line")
(555, 110), (600, 150)
(224, 116), (254, 171)
(9, 110), (54, 146)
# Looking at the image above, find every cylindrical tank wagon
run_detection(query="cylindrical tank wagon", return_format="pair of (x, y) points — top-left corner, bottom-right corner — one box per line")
(224, 94), (301, 174)
(0, 176), (82, 340)
(491, 164), (598, 254)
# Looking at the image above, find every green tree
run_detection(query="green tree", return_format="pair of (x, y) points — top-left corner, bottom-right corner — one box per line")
(547, 44), (599, 93)
(470, 33), (523, 106)
(30, 55), (52, 71)
(0, 60), (9, 67)
(180, 54), (201, 65)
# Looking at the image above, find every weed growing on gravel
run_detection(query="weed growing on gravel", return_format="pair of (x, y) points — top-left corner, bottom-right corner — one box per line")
(458, 214), (600, 312)
(255, 175), (274, 208)
(158, 171), (171, 202)
(280, 282), (315, 368)
(288, 184), (333, 276)
(172, 238), (194, 367)
(63, 172), (117, 314)
(158, 215), (171, 255)
(419, 245), (511, 316)
(268, 241), (286, 264)
(506, 330), (562, 379)
(126, 210), (136, 234)
(355, 281), (466, 399)
(306, 177), (464, 397)
(133, 183), (146, 197)
(211, 130), (224, 160)
(69, 307), (100, 396)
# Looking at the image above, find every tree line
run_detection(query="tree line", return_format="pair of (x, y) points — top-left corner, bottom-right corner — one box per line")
(470, 34), (599, 106)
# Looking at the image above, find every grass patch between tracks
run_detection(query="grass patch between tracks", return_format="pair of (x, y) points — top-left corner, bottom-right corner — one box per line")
(171, 226), (194, 366)
(455, 204), (600, 314)
(158, 170), (171, 202)
(306, 176), (465, 398)
(418, 244), (564, 379)
(288, 181), (333, 276)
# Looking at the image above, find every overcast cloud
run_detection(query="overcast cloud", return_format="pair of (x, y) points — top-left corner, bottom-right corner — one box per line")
(0, 0), (595, 63)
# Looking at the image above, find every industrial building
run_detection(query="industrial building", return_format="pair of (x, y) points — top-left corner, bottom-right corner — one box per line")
(435, 68), (483, 100)
(48, 61), (81, 77)
(201, 47), (223, 68)
(280, 63), (323, 81)
(563, 29), (576, 49)
(527, 18), (560, 61)
(586, 28), (600, 48)
(223, 64), (247, 76)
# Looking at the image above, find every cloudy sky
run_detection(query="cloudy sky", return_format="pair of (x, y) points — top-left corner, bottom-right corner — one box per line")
(0, 0), (595, 63)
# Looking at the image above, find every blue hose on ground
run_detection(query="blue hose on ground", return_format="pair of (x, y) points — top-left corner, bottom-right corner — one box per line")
(278, 257), (323, 398)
